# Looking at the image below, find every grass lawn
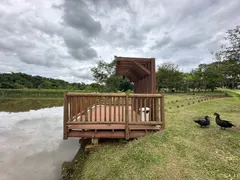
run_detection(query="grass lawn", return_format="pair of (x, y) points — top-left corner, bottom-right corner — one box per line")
(163, 91), (225, 102)
(68, 94), (240, 180)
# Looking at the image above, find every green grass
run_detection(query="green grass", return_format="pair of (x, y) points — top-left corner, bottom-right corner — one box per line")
(163, 91), (226, 102)
(70, 94), (240, 180)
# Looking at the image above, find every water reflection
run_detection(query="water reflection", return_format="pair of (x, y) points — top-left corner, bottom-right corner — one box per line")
(0, 106), (79, 180)
(0, 98), (63, 112)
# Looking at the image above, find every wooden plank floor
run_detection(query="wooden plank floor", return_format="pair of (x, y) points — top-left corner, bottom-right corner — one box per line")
(70, 105), (142, 122)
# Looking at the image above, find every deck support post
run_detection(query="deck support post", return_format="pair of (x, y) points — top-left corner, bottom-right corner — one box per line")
(79, 138), (91, 152)
(91, 137), (99, 145)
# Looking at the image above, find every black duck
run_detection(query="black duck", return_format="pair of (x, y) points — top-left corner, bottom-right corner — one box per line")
(193, 116), (210, 127)
(213, 112), (235, 129)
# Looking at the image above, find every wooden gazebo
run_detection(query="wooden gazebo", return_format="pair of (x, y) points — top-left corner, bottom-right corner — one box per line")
(63, 56), (164, 141)
(115, 56), (156, 94)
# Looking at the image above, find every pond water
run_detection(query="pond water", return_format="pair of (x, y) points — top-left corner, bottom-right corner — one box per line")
(0, 98), (79, 180)
(0, 98), (64, 112)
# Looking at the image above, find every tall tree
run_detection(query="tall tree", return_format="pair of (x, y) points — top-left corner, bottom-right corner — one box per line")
(90, 58), (134, 92)
(213, 25), (240, 88)
(223, 25), (240, 63)
(202, 62), (222, 91)
(91, 59), (117, 85)
(220, 59), (240, 88)
(156, 62), (183, 92)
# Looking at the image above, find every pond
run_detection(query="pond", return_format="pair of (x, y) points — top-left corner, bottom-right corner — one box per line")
(0, 98), (79, 180)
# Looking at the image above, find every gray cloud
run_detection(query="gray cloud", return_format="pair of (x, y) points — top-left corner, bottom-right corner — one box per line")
(59, 1), (101, 61)
(63, 28), (97, 60)
(0, 34), (65, 68)
(62, 0), (101, 37)
(151, 36), (172, 50)
(68, 48), (97, 60)
(103, 25), (125, 43)
(86, 0), (136, 16)
(102, 27), (146, 49)
(147, 0), (240, 69)
(0, 37), (36, 52)
(98, 22), (147, 50)
(30, 18), (62, 37)
(85, 0), (146, 49)
(170, 32), (212, 50)
(70, 67), (93, 81)
(175, 0), (217, 22)
(175, 57), (203, 67)
(63, 29), (88, 49)
(0, 2), (65, 68)
(17, 48), (64, 68)
(0, 9), (5, 18)
(124, 29), (146, 48)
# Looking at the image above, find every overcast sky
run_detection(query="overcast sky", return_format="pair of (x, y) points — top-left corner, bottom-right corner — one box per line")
(0, 0), (239, 83)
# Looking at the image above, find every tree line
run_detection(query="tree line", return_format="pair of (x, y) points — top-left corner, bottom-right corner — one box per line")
(156, 25), (240, 92)
(156, 59), (239, 92)
(0, 72), (104, 91)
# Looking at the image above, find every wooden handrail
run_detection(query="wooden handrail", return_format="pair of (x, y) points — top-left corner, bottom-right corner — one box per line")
(129, 93), (163, 98)
(66, 92), (163, 97)
(66, 92), (126, 97)
(67, 121), (162, 125)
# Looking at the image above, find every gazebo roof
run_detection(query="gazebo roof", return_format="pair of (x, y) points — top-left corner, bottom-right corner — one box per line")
(115, 56), (156, 94)
(115, 57), (152, 83)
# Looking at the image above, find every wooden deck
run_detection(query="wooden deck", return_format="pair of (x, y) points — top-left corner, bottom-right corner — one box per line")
(64, 93), (165, 140)
(70, 105), (143, 122)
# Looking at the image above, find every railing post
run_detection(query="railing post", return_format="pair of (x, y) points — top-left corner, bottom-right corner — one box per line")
(125, 93), (129, 140)
(156, 97), (159, 123)
(160, 95), (165, 129)
(63, 93), (68, 140)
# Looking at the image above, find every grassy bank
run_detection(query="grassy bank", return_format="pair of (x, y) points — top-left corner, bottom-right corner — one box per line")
(69, 94), (240, 180)
(0, 89), (97, 98)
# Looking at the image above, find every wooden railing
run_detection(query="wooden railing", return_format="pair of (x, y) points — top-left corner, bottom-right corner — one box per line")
(64, 93), (127, 123)
(63, 92), (164, 139)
